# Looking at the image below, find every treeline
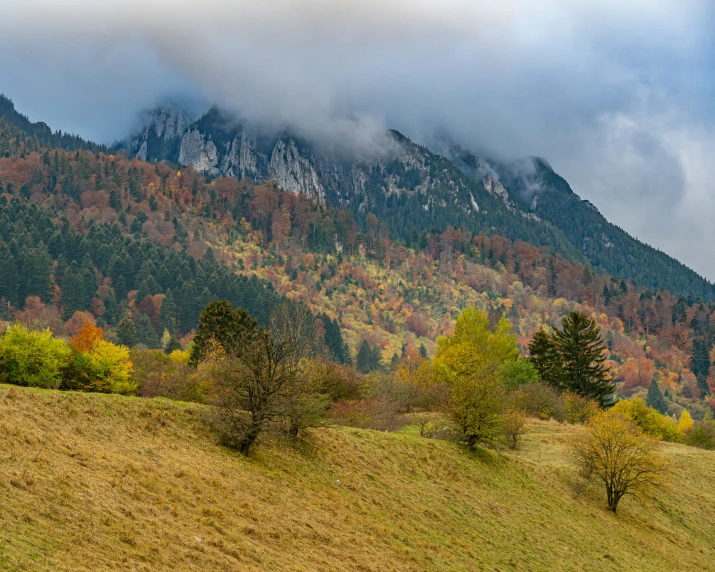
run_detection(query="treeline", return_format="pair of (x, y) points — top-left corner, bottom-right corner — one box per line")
(0, 96), (108, 155)
(0, 198), (349, 363)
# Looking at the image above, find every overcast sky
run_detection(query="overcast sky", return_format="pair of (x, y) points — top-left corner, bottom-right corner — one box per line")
(2, 1), (715, 279)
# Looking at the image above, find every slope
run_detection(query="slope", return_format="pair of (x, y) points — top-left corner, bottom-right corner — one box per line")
(447, 145), (714, 300)
(1, 384), (714, 571)
(126, 102), (714, 299)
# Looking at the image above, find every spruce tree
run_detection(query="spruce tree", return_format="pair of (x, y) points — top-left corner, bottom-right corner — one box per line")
(552, 311), (613, 405)
(158, 289), (178, 335)
(527, 328), (563, 389)
(116, 310), (137, 347)
(356, 340), (372, 373)
(646, 378), (668, 414)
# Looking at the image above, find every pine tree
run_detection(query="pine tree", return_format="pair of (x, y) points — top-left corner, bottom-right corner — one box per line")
(690, 338), (710, 380)
(552, 312), (613, 405)
(603, 284), (611, 306)
(116, 310), (137, 347)
(697, 374), (711, 398)
(419, 344), (428, 359)
(646, 378), (668, 414)
(0, 240), (19, 304)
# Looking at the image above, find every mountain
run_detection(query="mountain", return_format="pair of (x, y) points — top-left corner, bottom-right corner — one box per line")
(122, 104), (714, 300)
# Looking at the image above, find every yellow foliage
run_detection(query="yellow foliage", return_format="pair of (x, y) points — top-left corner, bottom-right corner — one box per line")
(89, 340), (135, 395)
(611, 398), (683, 442)
(678, 409), (694, 433)
(169, 349), (191, 365)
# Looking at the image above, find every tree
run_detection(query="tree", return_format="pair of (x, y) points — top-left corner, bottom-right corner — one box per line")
(115, 310), (137, 347)
(677, 409), (694, 433)
(497, 359), (539, 391)
(356, 340), (382, 374)
(528, 328), (563, 388)
(570, 412), (667, 513)
(0, 324), (71, 388)
(190, 299), (257, 364)
(210, 330), (300, 456)
(433, 308), (518, 447)
(158, 289), (178, 335)
(645, 378), (667, 414)
(552, 312), (613, 405)
(70, 323), (104, 353)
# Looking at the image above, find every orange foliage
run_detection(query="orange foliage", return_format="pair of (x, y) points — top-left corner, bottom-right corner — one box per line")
(70, 323), (104, 353)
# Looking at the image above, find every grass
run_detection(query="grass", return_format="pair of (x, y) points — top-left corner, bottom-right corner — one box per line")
(1, 384), (714, 571)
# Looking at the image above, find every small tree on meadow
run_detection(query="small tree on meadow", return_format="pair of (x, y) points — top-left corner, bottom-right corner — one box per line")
(570, 412), (667, 513)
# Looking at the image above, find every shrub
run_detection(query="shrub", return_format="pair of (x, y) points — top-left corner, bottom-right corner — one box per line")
(610, 398), (683, 442)
(0, 324), (71, 388)
(521, 383), (566, 422)
(329, 398), (404, 432)
(685, 417), (715, 450)
(563, 392), (600, 424)
(131, 348), (209, 403)
(502, 408), (528, 449)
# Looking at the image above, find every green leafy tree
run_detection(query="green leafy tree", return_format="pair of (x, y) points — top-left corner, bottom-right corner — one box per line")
(497, 359), (539, 391)
(0, 324), (71, 388)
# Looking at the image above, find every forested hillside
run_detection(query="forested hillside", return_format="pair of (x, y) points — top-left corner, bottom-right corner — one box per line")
(0, 110), (714, 416)
(123, 103), (715, 300)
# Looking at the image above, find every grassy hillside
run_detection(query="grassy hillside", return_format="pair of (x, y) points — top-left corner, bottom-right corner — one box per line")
(1, 385), (714, 571)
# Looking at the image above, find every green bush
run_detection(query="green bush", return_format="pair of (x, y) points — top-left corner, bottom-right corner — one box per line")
(498, 359), (539, 391)
(686, 416), (715, 450)
(611, 398), (683, 442)
(0, 324), (71, 388)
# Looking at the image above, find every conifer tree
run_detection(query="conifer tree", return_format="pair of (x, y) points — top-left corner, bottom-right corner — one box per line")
(158, 289), (178, 335)
(552, 312), (613, 405)
(116, 310), (137, 347)
(646, 378), (668, 414)
(527, 328), (563, 389)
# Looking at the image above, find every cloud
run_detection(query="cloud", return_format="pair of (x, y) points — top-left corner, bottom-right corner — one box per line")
(1, 0), (715, 276)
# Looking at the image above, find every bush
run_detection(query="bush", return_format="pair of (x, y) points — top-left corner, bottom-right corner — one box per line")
(131, 348), (209, 403)
(498, 359), (539, 391)
(501, 408), (528, 449)
(521, 383), (566, 422)
(0, 324), (71, 388)
(686, 418), (715, 450)
(563, 392), (600, 424)
(611, 398), (683, 442)
(329, 398), (404, 432)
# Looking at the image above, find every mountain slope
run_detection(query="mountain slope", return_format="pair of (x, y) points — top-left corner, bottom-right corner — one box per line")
(447, 146), (714, 300)
(124, 104), (714, 300)
(1, 384), (714, 571)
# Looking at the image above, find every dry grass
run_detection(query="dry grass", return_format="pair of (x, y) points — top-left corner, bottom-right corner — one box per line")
(0, 384), (714, 571)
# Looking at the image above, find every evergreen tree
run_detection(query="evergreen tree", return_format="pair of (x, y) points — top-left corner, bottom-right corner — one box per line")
(356, 340), (372, 374)
(190, 299), (257, 364)
(646, 378), (668, 414)
(552, 312), (613, 405)
(697, 375), (711, 398)
(116, 310), (137, 347)
(419, 344), (428, 359)
(158, 289), (178, 335)
(321, 314), (349, 364)
(603, 284), (611, 305)
(527, 328), (563, 389)
(135, 313), (159, 348)
(690, 338), (710, 380)
(0, 240), (18, 304)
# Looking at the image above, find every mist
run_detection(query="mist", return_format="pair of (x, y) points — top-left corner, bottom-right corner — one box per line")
(2, 0), (715, 277)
